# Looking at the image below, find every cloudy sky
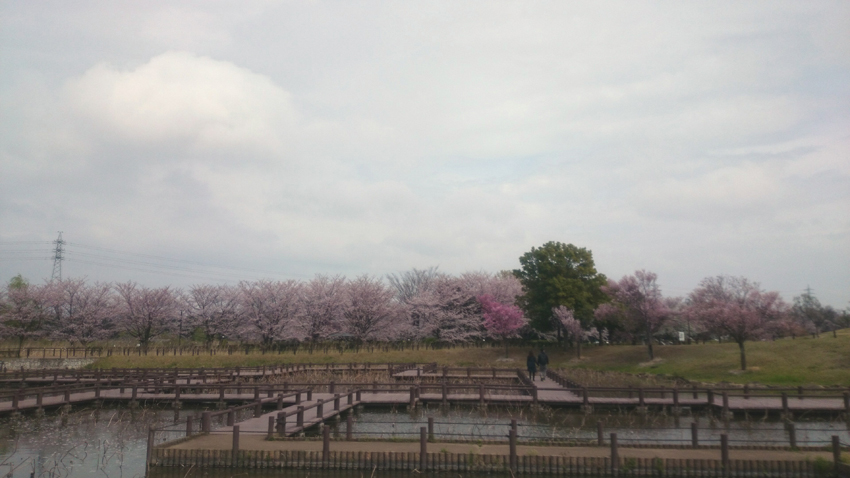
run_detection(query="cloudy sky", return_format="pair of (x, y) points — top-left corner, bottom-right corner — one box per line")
(1, 2), (848, 307)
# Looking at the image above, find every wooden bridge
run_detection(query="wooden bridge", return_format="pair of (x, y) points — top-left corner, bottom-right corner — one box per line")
(0, 363), (847, 419)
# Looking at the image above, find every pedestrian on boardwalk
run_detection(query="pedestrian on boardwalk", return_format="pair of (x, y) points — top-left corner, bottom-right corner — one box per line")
(526, 351), (537, 381)
(537, 349), (549, 381)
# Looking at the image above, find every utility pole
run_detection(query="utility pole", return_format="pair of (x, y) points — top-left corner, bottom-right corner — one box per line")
(51, 232), (65, 282)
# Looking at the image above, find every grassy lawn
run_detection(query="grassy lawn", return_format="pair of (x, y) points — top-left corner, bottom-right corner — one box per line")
(87, 329), (850, 387)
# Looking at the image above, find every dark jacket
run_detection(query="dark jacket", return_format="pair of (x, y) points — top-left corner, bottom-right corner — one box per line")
(537, 351), (549, 366)
(526, 354), (537, 373)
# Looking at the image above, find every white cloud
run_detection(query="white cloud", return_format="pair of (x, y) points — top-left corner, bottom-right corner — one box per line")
(64, 51), (296, 154)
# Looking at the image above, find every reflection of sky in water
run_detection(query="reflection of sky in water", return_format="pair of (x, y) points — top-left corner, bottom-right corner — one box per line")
(0, 407), (183, 478)
(349, 406), (850, 447)
(0, 406), (848, 478)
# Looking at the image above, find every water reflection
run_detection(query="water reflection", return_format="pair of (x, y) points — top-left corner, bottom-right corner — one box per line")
(0, 404), (847, 478)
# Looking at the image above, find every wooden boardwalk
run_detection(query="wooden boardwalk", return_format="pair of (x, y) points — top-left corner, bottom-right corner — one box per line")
(0, 364), (846, 416)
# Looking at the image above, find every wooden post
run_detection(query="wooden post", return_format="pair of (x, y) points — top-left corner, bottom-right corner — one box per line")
(442, 383), (448, 405)
(202, 411), (211, 433)
(334, 394), (340, 411)
(788, 422), (797, 448)
(782, 393), (789, 415)
(638, 388), (645, 406)
(277, 412), (286, 437)
(346, 415), (353, 440)
(834, 436), (841, 472)
(268, 416), (275, 439)
(227, 408), (235, 426)
(297, 406), (304, 429)
(232, 425), (240, 464)
(186, 416), (193, 436)
(721, 434), (729, 472)
(145, 427), (154, 475)
(673, 387), (679, 407)
(428, 416), (435, 441)
(509, 429), (517, 473)
(597, 421), (603, 445)
(691, 422), (698, 448)
(348, 391), (353, 405)
(254, 401), (262, 418)
(410, 387), (416, 408)
(307, 389), (312, 401)
(420, 427), (427, 471)
(323, 425), (330, 463)
(722, 392), (729, 415)
(317, 399), (324, 418)
(329, 381), (335, 394)
(610, 433), (618, 472)
(744, 384), (749, 399)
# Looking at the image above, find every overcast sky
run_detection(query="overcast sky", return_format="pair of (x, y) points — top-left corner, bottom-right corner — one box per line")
(1, 2), (848, 307)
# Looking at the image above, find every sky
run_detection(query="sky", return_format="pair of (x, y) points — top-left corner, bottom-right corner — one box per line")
(1, 2), (848, 307)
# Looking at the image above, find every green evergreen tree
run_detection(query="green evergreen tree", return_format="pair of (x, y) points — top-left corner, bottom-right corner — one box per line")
(512, 242), (608, 337)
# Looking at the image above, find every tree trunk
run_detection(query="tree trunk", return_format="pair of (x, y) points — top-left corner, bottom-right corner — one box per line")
(646, 329), (654, 360)
(738, 341), (747, 370)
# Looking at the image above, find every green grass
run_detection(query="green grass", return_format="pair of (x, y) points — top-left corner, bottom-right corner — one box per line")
(556, 329), (850, 386)
(86, 330), (850, 386)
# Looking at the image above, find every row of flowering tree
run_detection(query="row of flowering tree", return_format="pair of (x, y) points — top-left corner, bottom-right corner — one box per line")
(584, 271), (844, 370)
(0, 270), (526, 352)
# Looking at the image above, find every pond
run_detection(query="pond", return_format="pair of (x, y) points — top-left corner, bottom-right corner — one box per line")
(343, 404), (850, 448)
(1, 405), (847, 477)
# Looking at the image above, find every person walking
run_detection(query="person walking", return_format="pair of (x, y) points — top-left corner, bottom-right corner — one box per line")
(537, 348), (549, 382)
(526, 350), (537, 381)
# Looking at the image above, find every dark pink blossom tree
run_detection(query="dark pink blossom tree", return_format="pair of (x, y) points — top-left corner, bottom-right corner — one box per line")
(115, 282), (177, 351)
(51, 279), (116, 345)
(478, 294), (526, 357)
(183, 284), (239, 345)
(686, 275), (787, 370)
(238, 279), (302, 345)
(602, 270), (669, 360)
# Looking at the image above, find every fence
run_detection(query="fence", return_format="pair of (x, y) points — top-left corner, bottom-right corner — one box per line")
(148, 416), (850, 476)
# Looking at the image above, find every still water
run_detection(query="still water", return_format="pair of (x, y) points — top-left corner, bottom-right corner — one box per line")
(0, 405), (847, 478)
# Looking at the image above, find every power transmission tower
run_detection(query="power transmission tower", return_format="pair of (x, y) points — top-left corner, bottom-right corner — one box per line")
(51, 231), (65, 281)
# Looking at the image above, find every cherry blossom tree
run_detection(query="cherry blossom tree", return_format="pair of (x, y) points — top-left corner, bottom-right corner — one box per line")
(341, 275), (398, 341)
(51, 279), (116, 345)
(183, 284), (239, 345)
(478, 294), (526, 357)
(0, 276), (58, 353)
(461, 271), (523, 305)
(238, 279), (302, 345)
(114, 282), (178, 352)
(554, 306), (584, 358)
(602, 270), (669, 360)
(298, 275), (346, 342)
(405, 274), (484, 342)
(686, 275), (787, 370)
